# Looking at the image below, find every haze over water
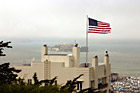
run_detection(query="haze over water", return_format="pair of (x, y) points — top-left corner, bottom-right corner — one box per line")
(0, 0), (140, 78)
(1, 39), (140, 77)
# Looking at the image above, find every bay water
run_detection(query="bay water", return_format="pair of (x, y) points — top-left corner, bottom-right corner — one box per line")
(0, 41), (140, 77)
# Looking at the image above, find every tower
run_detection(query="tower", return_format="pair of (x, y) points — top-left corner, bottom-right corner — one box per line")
(104, 51), (110, 93)
(92, 56), (98, 89)
(72, 45), (80, 67)
(41, 45), (48, 62)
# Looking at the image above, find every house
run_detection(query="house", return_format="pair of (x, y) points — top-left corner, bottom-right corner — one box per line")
(14, 44), (111, 92)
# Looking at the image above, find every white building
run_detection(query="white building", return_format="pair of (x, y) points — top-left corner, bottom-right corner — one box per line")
(14, 45), (111, 92)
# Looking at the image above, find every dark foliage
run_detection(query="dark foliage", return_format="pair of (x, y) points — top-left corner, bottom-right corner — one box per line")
(33, 72), (39, 85)
(0, 42), (21, 85)
(61, 74), (83, 92)
(78, 88), (101, 93)
(0, 63), (21, 85)
(0, 41), (12, 56)
(0, 84), (60, 93)
(33, 72), (57, 86)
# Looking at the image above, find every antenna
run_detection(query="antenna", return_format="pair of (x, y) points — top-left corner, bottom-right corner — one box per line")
(75, 40), (76, 44)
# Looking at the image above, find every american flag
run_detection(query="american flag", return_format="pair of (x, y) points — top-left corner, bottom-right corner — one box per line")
(88, 18), (111, 34)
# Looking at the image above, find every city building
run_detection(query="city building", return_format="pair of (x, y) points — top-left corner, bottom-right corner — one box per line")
(111, 72), (119, 82)
(14, 44), (111, 92)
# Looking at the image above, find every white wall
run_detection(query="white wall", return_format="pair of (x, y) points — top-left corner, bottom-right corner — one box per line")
(50, 62), (91, 89)
(14, 62), (44, 83)
(43, 55), (73, 67)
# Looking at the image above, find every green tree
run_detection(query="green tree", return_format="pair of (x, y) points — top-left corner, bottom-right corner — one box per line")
(0, 63), (21, 85)
(0, 41), (12, 56)
(0, 41), (21, 85)
(33, 72), (57, 86)
(60, 74), (83, 92)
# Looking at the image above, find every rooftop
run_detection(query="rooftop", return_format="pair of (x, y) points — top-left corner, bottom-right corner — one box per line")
(46, 54), (68, 56)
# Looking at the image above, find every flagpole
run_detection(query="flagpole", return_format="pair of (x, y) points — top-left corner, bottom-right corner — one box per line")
(86, 15), (88, 66)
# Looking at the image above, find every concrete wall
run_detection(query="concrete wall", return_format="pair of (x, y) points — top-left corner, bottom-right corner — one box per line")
(51, 62), (77, 84)
(76, 68), (91, 89)
(98, 65), (105, 78)
(41, 46), (80, 68)
(14, 62), (44, 83)
(50, 62), (90, 89)
(43, 55), (73, 67)
(72, 47), (80, 67)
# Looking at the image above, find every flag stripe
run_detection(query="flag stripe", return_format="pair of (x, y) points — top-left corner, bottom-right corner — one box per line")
(88, 18), (111, 34)
(88, 27), (111, 29)
(88, 29), (111, 32)
(88, 31), (110, 34)
(89, 26), (110, 27)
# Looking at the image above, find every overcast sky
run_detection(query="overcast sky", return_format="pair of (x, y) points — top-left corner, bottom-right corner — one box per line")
(0, 0), (140, 42)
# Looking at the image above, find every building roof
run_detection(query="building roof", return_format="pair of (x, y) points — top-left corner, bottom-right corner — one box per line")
(47, 54), (68, 56)
(45, 54), (73, 56)
(80, 62), (105, 68)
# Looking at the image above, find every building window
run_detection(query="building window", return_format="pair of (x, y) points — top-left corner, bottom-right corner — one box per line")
(98, 78), (108, 89)
(98, 78), (103, 84)
(91, 81), (94, 88)
(77, 81), (82, 90)
(55, 80), (57, 85)
(28, 79), (32, 84)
